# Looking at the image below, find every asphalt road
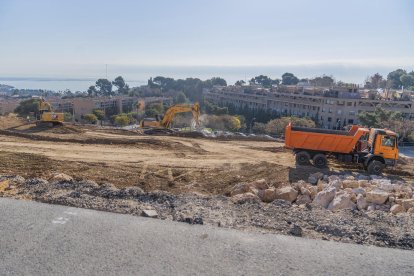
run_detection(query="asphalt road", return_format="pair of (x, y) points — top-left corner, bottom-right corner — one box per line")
(1, 198), (413, 276)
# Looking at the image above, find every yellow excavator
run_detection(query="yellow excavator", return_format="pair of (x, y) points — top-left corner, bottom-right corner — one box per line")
(140, 102), (201, 129)
(37, 99), (65, 126)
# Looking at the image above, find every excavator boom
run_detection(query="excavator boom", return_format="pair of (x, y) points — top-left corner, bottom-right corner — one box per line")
(140, 102), (201, 129)
(160, 102), (200, 128)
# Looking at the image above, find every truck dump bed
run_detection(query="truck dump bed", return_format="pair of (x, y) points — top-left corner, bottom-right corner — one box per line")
(285, 123), (369, 154)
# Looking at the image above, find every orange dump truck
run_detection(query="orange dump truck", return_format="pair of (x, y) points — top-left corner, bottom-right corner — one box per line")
(285, 123), (399, 174)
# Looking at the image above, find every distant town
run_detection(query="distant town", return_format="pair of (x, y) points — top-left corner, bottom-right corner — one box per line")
(1, 69), (414, 139)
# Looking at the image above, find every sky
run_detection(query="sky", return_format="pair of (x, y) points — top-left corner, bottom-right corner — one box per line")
(0, 0), (413, 89)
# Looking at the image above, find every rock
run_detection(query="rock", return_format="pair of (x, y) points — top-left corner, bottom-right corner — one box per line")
(10, 175), (25, 185)
(249, 179), (269, 190)
(356, 194), (368, 210)
(352, 188), (366, 196)
(230, 183), (252, 196)
(142, 209), (158, 218)
(358, 180), (370, 188)
(126, 186), (144, 197)
(308, 172), (324, 185)
(344, 188), (353, 194)
(51, 173), (73, 182)
(366, 190), (389, 205)
(372, 179), (393, 192)
(275, 186), (298, 203)
(401, 199), (414, 210)
(313, 187), (336, 208)
(308, 186), (318, 199)
(296, 194), (312, 205)
(328, 192), (356, 211)
(292, 180), (307, 190)
(350, 193), (357, 203)
(345, 175), (355, 180)
(300, 187), (310, 196)
(260, 188), (277, 203)
(271, 199), (292, 208)
(389, 196), (395, 204)
(328, 175), (341, 182)
(342, 180), (359, 189)
(288, 225), (302, 237)
(367, 204), (376, 211)
(407, 208), (414, 213)
(328, 180), (342, 190)
(231, 192), (260, 203)
(390, 204), (405, 215)
(317, 181), (327, 192)
(357, 174), (371, 181)
(26, 178), (49, 186)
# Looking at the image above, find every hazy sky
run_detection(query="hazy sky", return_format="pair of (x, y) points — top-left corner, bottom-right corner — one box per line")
(0, 0), (413, 84)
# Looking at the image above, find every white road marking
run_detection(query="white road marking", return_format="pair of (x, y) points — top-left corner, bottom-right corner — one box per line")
(52, 217), (69, 224)
(64, 211), (77, 216)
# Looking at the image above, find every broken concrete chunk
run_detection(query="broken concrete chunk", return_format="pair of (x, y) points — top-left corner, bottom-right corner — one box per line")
(142, 209), (158, 218)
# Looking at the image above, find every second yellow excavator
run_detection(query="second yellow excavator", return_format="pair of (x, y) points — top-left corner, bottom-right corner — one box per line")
(37, 99), (65, 126)
(140, 102), (201, 129)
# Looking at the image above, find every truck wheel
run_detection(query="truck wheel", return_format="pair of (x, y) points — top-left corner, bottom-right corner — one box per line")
(313, 154), (327, 168)
(367, 160), (384, 175)
(296, 151), (311, 165)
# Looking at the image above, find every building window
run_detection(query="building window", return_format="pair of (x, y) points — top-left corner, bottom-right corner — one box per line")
(349, 111), (356, 116)
(328, 117), (332, 122)
(337, 110), (342, 115)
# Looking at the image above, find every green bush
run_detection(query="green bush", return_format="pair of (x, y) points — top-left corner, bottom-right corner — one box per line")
(83, 114), (98, 124)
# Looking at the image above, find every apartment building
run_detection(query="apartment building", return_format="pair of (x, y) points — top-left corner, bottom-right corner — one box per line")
(204, 85), (414, 129)
(66, 96), (171, 120)
(0, 98), (21, 115)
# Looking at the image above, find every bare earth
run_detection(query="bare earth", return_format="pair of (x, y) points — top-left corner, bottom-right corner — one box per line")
(1, 116), (414, 250)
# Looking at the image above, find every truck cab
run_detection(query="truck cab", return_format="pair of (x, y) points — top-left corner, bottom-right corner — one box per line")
(367, 128), (399, 166)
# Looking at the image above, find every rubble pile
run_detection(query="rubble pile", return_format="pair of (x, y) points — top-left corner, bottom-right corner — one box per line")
(230, 173), (414, 214)
(1, 172), (414, 249)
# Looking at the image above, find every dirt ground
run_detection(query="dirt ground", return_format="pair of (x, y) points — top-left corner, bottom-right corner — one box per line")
(1, 115), (414, 249)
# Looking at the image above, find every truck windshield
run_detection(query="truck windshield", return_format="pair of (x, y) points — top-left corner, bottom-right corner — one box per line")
(381, 136), (395, 148)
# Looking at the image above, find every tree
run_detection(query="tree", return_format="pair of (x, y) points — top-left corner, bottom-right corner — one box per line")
(365, 73), (386, 89)
(83, 114), (98, 124)
(358, 106), (402, 128)
(210, 77), (227, 86)
(112, 76), (129, 94)
(281, 73), (299, 85)
(175, 91), (188, 104)
(387, 69), (407, 89)
(310, 75), (335, 87)
(87, 86), (97, 97)
(400, 74), (414, 88)
(64, 113), (73, 122)
(265, 116), (315, 136)
(14, 99), (40, 116)
(92, 109), (105, 120)
(252, 122), (266, 134)
(204, 115), (241, 131)
(113, 114), (130, 126)
(235, 80), (245, 86)
(249, 75), (279, 88)
(95, 79), (113, 96)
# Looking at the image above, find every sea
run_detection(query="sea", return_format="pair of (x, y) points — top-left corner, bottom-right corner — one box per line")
(0, 64), (405, 92)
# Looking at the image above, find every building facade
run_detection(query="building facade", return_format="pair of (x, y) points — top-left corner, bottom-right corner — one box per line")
(204, 85), (414, 129)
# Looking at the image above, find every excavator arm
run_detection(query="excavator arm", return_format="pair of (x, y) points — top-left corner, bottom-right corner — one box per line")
(160, 102), (200, 128)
